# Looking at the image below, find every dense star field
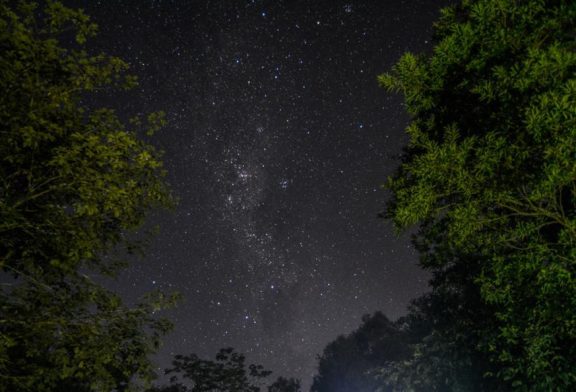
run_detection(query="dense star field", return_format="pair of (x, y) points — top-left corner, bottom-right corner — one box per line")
(72, 0), (450, 386)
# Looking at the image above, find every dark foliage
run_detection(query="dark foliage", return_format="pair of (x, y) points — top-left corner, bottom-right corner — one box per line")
(311, 312), (410, 392)
(152, 348), (279, 392)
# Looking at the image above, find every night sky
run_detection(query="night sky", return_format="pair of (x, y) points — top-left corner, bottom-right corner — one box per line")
(74, 0), (451, 388)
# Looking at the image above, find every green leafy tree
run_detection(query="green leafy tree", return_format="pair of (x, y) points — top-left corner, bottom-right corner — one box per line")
(0, 1), (175, 390)
(152, 348), (273, 392)
(379, 0), (576, 389)
(2, 280), (176, 392)
(0, 0), (169, 283)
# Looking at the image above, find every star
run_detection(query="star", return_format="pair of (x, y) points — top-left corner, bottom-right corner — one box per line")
(81, 0), (452, 388)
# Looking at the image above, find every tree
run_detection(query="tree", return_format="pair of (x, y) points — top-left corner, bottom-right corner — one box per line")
(0, 0), (170, 285)
(153, 348), (273, 392)
(2, 279), (176, 392)
(379, 0), (576, 389)
(267, 377), (301, 392)
(0, 1), (175, 390)
(380, 271), (501, 392)
(311, 312), (410, 392)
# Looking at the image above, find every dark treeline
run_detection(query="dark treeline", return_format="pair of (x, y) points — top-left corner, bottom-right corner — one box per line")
(1, 0), (575, 391)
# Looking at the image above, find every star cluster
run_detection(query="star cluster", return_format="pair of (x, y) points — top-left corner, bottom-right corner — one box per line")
(76, 0), (451, 387)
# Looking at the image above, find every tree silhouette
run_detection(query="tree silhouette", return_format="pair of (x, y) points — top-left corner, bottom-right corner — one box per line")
(153, 348), (273, 392)
(267, 377), (301, 392)
(311, 312), (410, 392)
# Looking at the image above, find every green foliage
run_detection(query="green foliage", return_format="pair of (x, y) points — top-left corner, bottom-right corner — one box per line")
(379, 0), (576, 389)
(1, 280), (178, 392)
(0, 1), (175, 390)
(0, 0), (171, 278)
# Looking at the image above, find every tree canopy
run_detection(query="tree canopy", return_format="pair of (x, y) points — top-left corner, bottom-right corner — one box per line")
(0, 0), (170, 282)
(267, 377), (301, 392)
(311, 312), (410, 392)
(150, 348), (300, 392)
(378, 0), (576, 389)
(0, 1), (175, 390)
